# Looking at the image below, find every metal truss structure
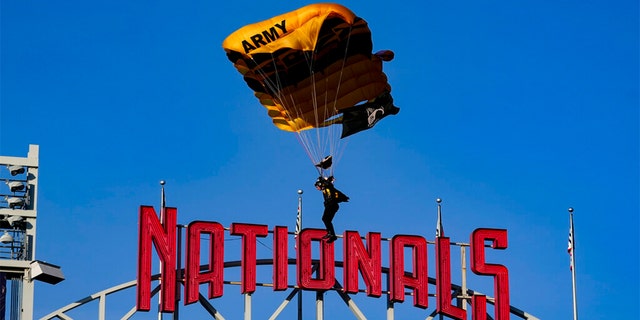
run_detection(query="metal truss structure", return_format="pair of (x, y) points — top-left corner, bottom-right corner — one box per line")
(41, 257), (540, 320)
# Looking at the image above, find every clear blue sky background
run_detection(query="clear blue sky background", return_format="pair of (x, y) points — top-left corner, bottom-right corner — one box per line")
(1, 0), (638, 319)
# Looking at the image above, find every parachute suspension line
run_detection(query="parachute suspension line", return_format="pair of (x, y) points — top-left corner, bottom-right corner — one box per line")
(241, 21), (355, 179)
(275, 50), (321, 170)
(324, 23), (356, 178)
(308, 52), (324, 166)
(247, 54), (318, 169)
(309, 51), (337, 178)
(301, 49), (326, 172)
(317, 80), (334, 177)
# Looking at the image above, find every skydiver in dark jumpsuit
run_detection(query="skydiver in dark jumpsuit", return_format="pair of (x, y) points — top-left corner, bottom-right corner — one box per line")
(315, 176), (349, 243)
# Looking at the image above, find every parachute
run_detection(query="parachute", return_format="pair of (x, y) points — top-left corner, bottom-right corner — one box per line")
(223, 3), (398, 176)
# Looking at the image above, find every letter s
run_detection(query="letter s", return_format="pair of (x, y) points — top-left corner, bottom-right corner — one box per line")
(471, 228), (510, 320)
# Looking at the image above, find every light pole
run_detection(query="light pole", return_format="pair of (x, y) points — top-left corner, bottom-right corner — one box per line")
(0, 145), (64, 320)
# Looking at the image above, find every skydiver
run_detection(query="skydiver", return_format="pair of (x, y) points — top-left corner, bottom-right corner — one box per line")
(315, 176), (349, 243)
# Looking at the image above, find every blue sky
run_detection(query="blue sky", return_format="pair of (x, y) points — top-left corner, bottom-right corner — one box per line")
(1, 0), (638, 319)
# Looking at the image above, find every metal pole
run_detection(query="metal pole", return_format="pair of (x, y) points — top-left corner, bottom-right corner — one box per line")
(460, 246), (468, 311)
(296, 189), (303, 320)
(386, 299), (394, 320)
(244, 293), (252, 320)
(569, 208), (578, 320)
(436, 198), (443, 237)
(436, 198), (444, 320)
(158, 180), (166, 320)
(386, 252), (394, 320)
(174, 224), (184, 320)
(315, 291), (324, 320)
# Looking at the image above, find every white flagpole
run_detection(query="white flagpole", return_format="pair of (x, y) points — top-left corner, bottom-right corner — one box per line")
(435, 198), (444, 320)
(436, 198), (444, 238)
(296, 189), (303, 237)
(568, 207), (578, 320)
(296, 189), (303, 320)
(158, 180), (166, 320)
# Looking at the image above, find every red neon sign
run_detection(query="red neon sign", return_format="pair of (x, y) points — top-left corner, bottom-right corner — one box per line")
(136, 206), (511, 319)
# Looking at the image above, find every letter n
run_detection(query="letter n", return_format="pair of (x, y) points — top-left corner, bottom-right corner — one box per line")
(185, 221), (225, 304)
(136, 206), (176, 312)
(471, 228), (510, 320)
(389, 235), (428, 308)
(343, 231), (381, 297)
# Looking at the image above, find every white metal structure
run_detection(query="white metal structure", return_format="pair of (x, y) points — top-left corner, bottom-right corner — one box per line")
(0, 145), (40, 320)
(0, 145), (64, 320)
(40, 248), (540, 320)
